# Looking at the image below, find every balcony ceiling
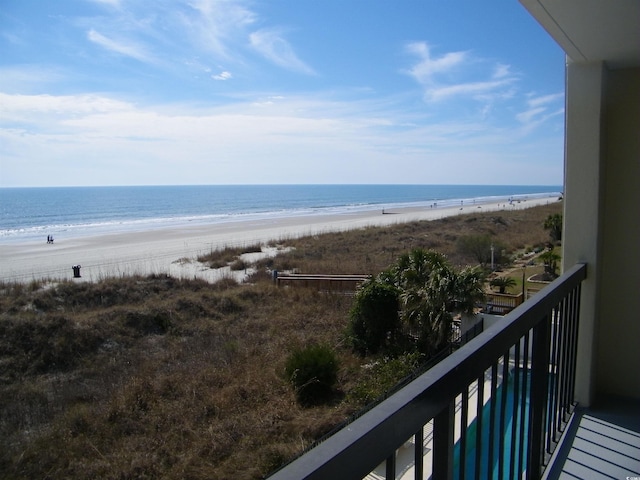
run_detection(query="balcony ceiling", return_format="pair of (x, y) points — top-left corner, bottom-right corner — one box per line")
(520, 0), (640, 69)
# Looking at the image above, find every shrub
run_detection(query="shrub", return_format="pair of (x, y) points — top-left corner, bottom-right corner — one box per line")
(348, 353), (424, 406)
(229, 259), (248, 271)
(347, 280), (400, 355)
(456, 234), (508, 268)
(284, 344), (339, 405)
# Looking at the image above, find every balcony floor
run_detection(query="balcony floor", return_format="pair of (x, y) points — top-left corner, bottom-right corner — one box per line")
(544, 396), (640, 480)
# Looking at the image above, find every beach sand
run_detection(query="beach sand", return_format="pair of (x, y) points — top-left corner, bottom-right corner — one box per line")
(0, 196), (559, 283)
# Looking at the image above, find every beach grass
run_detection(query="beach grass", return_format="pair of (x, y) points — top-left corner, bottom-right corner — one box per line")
(0, 202), (561, 479)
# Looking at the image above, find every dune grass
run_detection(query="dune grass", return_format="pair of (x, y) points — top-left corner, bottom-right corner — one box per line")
(0, 202), (561, 479)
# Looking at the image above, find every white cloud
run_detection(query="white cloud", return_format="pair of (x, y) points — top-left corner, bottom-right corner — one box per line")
(0, 90), (562, 186)
(404, 42), (516, 104)
(493, 63), (511, 79)
(516, 106), (546, 124)
(88, 0), (121, 7)
(0, 92), (131, 117)
(212, 71), (232, 80)
(249, 29), (315, 75)
(516, 92), (564, 132)
(0, 66), (66, 93)
(87, 29), (155, 63)
(182, 0), (257, 61)
(527, 92), (563, 107)
(426, 78), (513, 102)
(404, 42), (467, 84)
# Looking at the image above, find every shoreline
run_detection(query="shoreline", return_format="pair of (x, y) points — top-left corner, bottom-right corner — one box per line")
(0, 195), (560, 283)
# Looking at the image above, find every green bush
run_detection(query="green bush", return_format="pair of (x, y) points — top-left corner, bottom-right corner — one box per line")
(347, 280), (400, 355)
(285, 344), (339, 405)
(348, 353), (424, 406)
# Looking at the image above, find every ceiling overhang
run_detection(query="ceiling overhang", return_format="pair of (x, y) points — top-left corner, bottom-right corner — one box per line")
(519, 0), (640, 69)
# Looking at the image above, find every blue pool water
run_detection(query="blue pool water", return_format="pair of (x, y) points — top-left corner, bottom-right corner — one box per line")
(453, 370), (531, 479)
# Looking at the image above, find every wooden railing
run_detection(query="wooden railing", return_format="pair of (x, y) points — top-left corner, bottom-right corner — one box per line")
(485, 292), (524, 314)
(268, 263), (587, 480)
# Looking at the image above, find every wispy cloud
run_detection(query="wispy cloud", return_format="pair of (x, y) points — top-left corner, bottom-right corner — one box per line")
(0, 92), (131, 123)
(516, 92), (564, 132)
(0, 66), (66, 93)
(249, 29), (315, 75)
(88, 0), (122, 7)
(527, 92), (563, 107)
(87, 29), (155, 63)
(182, 0), (257, 61)
(81, 1), (313, 80)
(492, 63), (512, 79)
(426, 79), (514, 102)
(404, 42), (467, 84)
(212, 70), (232, 80)
(404, 41), (516, 103)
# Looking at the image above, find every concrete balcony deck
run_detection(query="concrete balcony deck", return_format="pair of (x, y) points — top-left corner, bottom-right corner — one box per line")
(544, 396), (640, 480)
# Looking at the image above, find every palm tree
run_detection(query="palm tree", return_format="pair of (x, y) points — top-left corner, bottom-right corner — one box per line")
(490, 276), (517, 294)
(544, 213), (563, 242)
(452, 266), (486, 312)
(539, 250), (561, 278)
(391, 249), (485, 357)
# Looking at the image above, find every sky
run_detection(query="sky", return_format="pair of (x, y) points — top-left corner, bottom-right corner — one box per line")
(0, 0), (566, 187)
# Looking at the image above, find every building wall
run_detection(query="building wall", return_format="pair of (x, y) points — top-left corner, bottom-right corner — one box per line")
(563, 61), (606, 406)
(564, 64), (640, 403)
(595, 67), (640, 399)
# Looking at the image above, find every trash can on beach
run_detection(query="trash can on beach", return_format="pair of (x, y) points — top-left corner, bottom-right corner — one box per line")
(72, 265), (81, 278)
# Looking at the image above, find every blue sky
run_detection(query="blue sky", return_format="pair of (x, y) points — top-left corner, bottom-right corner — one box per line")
(0, 0), (565, 187)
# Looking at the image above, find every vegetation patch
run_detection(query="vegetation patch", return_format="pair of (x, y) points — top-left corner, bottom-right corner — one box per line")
(285, 344), (339, 406)
(0, 202), (561, 479)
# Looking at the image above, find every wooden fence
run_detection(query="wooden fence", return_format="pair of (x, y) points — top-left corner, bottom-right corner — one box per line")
(274, 272), (371, 292)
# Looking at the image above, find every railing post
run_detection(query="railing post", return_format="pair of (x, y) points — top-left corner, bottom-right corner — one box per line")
(528, 313), (551, 479)
(433, 401), (454, 480)
(414, 426), (424, 480)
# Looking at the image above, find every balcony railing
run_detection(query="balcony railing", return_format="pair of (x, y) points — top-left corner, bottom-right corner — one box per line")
(269, 263), (587, 480)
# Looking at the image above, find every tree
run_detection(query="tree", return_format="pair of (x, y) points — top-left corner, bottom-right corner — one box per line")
(347, 279), (400, 355)
(544, 213), (563, 242)
(391, 249), (485, 357)
(490, 276), (517, 294)
(539, 250), (561, 278)
(456, 235), (507, 269)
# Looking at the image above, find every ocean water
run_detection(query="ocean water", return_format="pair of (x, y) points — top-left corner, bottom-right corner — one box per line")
(0, 185), (561, 244)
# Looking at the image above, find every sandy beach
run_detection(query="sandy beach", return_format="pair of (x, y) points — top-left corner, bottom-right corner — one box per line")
(0, 196), (559, 283)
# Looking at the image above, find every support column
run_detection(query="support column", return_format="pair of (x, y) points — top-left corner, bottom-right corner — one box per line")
(562, 61), (606, 407)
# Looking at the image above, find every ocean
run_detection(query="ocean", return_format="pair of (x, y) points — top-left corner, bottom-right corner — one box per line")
(0, 185), (562, 244)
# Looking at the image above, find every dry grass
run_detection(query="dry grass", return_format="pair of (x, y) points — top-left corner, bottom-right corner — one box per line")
(0, 202), (561, 479)
(265, 202), (561, 275)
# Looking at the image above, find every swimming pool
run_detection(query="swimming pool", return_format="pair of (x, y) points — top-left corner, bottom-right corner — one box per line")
(453, 369), (531, 479)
